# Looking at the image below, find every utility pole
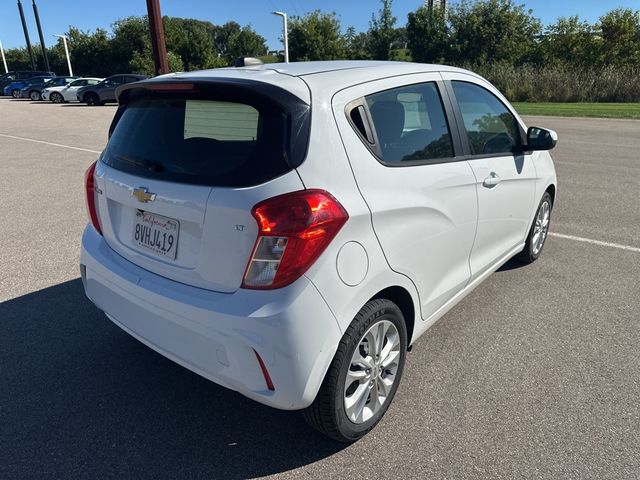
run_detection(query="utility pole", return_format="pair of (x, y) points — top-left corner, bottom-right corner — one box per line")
(146, 0), (169, 75)
(54, 34), (72, 76)
(17, 0), (36, 70)
(0, 40), (8, 73)
(32, 0), (50, 71)
(271, 11), (289, 63)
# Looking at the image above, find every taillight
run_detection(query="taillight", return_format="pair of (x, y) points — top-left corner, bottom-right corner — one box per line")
(84, 160), (102, 235)
(242, 190), (348, 289)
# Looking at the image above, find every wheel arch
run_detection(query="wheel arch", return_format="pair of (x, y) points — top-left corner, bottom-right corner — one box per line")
(369, 285), (416, 348)
(546, 183), (556, 206)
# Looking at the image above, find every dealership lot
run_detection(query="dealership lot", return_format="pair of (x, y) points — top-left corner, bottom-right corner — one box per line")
(1, 97), (639, 479)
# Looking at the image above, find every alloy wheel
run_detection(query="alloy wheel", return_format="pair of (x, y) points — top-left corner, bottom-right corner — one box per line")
(344, 320), (401, 424)
(532, 200), (550, 255)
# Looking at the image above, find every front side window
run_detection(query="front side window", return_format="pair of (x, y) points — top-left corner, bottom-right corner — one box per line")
(104, 77), (123, 87)
(69, 80), (85, 87)
(364, 82), (454, 164)
(451, 81), (521, 156)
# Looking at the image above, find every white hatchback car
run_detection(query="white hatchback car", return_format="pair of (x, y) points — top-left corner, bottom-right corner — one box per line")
(80, 61), (557, 442)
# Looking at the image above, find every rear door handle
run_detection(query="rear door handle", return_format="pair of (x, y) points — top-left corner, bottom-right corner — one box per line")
(483, 172), (501, 188)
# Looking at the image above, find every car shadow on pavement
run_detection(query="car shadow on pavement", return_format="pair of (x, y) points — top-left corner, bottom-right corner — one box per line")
(60, 104), (116, 108)
(0, 279), (345, 479)
(496, 256), (527, 272)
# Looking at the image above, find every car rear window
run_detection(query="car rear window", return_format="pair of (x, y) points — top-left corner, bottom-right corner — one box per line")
(103, 89), (310, 187)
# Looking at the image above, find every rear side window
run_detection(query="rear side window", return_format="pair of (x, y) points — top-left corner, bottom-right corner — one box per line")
(104, 89), (309, 187)
(451, 81), (521, 155)
(364, 82), (454, 164)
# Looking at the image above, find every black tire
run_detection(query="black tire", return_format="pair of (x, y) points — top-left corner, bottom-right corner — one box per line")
(50, 92), (64, 103)
(84, 93), (99, 106)
(11, 89), (20, 98)
(29, 90), (41, 101)
(517, 191), (553, 264)
(303, 299), (407, 443)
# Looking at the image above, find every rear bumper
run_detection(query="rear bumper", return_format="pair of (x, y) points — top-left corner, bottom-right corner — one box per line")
(80, 226), (342, 410)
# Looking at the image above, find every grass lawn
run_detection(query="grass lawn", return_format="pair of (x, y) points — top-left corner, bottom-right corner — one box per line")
(513, 102), (640, 119)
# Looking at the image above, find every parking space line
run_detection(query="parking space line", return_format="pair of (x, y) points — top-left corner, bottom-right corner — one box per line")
(550, 232), (640, 253)
(0, 133), (101, 154)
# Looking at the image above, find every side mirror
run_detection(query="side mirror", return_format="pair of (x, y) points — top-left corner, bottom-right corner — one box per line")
(526, 126), (558, 151)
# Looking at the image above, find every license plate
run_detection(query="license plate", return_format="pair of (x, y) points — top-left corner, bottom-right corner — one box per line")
(132, 211), (180, 260)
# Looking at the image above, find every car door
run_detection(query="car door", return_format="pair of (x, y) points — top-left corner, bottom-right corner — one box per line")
(64, 79), (85, 101)
(100, 76), (124, 101)
(332, 74), (478, 320)
(442, 73), (537, 280)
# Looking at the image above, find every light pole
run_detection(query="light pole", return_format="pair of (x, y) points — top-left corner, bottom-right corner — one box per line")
(0, 40), (8, 73)
(271, 11), (289, 63)
(53, 34), (72, 76)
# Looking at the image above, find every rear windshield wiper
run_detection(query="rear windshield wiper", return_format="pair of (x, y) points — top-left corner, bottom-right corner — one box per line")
(112, 154), (164, 173)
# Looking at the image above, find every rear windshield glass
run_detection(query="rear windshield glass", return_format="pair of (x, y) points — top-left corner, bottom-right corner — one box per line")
(103, 93), (304, 187)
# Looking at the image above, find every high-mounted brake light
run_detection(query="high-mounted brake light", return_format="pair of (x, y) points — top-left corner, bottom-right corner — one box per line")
(144, 83), (195, 92)
(242, 190), (348, 289)
(84, 160), (102, 235)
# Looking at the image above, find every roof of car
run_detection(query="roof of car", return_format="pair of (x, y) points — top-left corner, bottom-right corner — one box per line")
(176, 60), (472, 79)
(149, 61), (480, 104)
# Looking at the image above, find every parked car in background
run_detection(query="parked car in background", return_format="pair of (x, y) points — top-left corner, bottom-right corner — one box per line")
(80, 61), (558, 442)
(0, 70), (56, 94)
(76, 74), (148, 105)
(42, 77), (102, 103)
(4, 75), (55, 98)
(20, 76), (78, 100)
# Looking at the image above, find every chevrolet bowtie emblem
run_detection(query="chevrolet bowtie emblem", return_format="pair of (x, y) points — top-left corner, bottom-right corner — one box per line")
(132, 187), (157, 203)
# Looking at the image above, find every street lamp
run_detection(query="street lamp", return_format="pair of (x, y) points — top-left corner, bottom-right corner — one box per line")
(0, 40), (8, 74)
(53, 34), (73, 76)
(271, 11), (289, 63)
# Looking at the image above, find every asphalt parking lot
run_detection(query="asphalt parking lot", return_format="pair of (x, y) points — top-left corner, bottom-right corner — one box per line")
(1, 97), (639, 479)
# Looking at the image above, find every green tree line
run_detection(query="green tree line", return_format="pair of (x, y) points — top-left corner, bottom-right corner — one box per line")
(3, 0), (640, 101)
(4, 16), (268, 77)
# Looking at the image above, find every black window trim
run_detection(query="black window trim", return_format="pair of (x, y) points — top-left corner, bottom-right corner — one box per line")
(444, 79), (530, 161)
(345, 79), (466, 168)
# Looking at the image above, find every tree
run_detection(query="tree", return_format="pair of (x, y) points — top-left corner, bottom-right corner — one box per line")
(368, 0), (398, 60)
(345, 26), (371, 60)
(164, 17), (217, 70)
(599, 8), (640, 65)
(63, 27), (113, 77)
(541, 16), (603, 66)
(448, 0), (541, 65)
(407, 5), (450, 63)
(129, 49), (184, 76)
(111, 16), (151, 72)
(288, 11), (347, 61)
(213, 22), (268, 63)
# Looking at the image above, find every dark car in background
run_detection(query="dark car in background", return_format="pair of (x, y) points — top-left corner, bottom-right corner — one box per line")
(0, 71), (56, 95)
(4, 75), (55, 98)
(76, 74), (148, 105)
(20, 76), (78, 100)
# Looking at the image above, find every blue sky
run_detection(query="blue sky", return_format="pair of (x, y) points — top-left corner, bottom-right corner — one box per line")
(1, 0), (638, 51)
